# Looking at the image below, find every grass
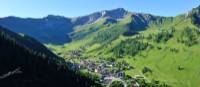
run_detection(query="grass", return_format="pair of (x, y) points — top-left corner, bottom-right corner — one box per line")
(46, 11), (200, 87)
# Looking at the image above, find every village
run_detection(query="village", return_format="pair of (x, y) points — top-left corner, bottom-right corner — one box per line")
(64, 54), (140, 87)
(58, 50), (148, 86)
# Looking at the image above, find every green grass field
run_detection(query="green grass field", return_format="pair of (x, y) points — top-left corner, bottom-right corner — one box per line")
(46, 7), (200, 87)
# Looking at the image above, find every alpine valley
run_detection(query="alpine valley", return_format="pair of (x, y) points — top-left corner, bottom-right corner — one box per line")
(1, 5), (200, 87)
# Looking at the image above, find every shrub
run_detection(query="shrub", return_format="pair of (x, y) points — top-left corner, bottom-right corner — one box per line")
(142, 67), (152, 74)
(153, 29), (174, 43)
(177, 27), (199, 46)
(112, 38), (151, 57)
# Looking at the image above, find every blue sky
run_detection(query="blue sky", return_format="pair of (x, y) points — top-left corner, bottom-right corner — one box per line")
(0, 0), (200, 18)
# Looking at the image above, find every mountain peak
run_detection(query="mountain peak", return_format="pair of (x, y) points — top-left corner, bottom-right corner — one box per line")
(72, 8), (129, 25)
(194, 5), (200, 10)
(188, 5), (200, 26)
(45, 15), (64, 19)
(101, 8), (128, 19)
(109, 8), (126, 12)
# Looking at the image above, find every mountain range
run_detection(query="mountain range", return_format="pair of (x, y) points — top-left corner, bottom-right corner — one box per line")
(0, 8), (168, 44)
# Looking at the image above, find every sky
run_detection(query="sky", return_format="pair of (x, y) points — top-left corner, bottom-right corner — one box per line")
(0, 0), (200, 18)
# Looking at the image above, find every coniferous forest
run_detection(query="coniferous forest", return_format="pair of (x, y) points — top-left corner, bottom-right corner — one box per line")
(0, 26), (101, 87)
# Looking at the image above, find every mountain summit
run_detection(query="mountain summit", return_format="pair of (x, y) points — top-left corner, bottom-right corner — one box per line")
(101, 8), (128, 19)
(71, 8), (129, 25)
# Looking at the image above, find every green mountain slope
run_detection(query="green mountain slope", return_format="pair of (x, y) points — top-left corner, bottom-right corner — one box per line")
(0, 26), (101, 87)
(47, 6), (200, 87)
(0, 15), (73, 44)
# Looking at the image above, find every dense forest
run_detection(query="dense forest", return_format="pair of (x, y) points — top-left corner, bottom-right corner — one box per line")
(0, 26), (101, 87)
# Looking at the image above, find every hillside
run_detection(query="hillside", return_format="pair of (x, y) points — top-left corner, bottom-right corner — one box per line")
(0, 26), (101, 87)
(0, 8), (159, 45)
(0, 15), (73, 44)
(47, 6), (200, 87)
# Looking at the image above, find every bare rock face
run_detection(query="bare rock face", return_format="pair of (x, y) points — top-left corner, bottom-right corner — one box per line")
(190, 5), (200, 26)
(72, 8), (129, 25)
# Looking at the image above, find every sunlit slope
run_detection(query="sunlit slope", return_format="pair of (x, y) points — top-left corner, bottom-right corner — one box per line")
(47, 6), (200, 87)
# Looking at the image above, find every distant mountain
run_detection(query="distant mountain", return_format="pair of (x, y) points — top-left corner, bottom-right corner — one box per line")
(0, 8), (164, 44)
(71, 8), (129, 25)
(189, 5), (200, 26)
(0, 26), (100, 87)
(0, 15), (73, 44)
(69, 12), (171, 42)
